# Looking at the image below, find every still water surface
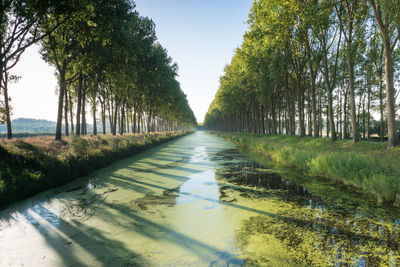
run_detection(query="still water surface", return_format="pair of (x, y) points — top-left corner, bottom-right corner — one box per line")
(0, 131), (399, 266)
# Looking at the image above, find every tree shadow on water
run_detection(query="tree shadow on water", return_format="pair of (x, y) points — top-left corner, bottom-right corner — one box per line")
(111, 172), (399, 252)
(98, 201), (244, 265)
(15, 195), (243, 265)
(21, 204), (150, 266)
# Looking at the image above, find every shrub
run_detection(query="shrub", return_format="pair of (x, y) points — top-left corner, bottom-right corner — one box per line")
(0, 131), (191, 209)
(70, 135), (89, 157)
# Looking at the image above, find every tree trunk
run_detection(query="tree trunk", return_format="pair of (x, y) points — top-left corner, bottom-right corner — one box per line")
(298, 85), (305, 137)
(369, 1), (398, 147)
(362, 96), (366, 139)
(141, 114), (145, 133)
(284, 108), (289, 135)
(92, 98), (97, 135)
(120, 104), (125, 135)
(55, 68), (66, 140)
(64, 88), (69, 136)
(127, 110), (131, 133)
(379, 76), (384, 142)
(278, 104), (282, 134)
(367, 77), (371, 139)
(3, 73), (12, 139)
(69, 93), (74, 133)
(343, 87), (348, 139)
(261, 105), (265, 134)
(338, 86), (342, 139)
(101, 102), (106, 134)
(383, 39), (398, 147)
(285, 73), (295, 135)
(133, 109), (137, 133)
(307, 89), (312, 136)
(76, 73), (82, 136)
(113, 101), (118, 135)
(318, 88), (322, 137)
(108, 107), (113, 135)
(326, 103), (330, 138)
(348, 55), (359, 143)
(311, 71), (318, 137)
(138, 114), (141, 133)
(147, 111), (152, 133)
(81, 83), (86, 136)
(323, 73), (336, 140)
(271, 94), (277, 134)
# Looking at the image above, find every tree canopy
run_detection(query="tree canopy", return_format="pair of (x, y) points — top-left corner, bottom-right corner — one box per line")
(205, 0), (400, 148)
(0, 0), (197, 140)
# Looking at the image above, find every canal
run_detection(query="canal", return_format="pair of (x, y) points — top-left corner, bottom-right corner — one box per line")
(0, 131), (399, 266)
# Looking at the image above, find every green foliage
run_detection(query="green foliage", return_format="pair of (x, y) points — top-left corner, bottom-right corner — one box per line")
(37, 0), (196, 139)
(204, 0), (399, 146)
(2, 0), (197, 140)
(70, 135), (89, 156)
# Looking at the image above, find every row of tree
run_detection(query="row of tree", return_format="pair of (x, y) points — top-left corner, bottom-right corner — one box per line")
(204, 0), (400, 148)
(1, 0), (197, 140)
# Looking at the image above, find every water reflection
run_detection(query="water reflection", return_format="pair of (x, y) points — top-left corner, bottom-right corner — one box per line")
(176, 146), (219, 210)
(219, 161), (310, 195)
(176, 171), (219, 210)
(214, 148), (400, 266)
(170, 145), (244, 265)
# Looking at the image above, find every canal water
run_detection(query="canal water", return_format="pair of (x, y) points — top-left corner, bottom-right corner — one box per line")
(0, 131), (399, 266)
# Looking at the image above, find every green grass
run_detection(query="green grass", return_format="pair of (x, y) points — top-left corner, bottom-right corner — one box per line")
(214, 132), (400, 206)
(0, 131), (190, 209)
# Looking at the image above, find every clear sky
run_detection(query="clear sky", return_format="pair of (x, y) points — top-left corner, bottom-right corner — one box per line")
(8, 0), (252, 123)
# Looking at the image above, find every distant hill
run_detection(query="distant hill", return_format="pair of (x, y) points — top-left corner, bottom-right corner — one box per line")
(0, 118), (57, 133)
(0, 118), (104, 135)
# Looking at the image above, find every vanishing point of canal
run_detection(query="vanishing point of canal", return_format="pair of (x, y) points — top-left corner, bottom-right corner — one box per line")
(0, 131), (399, 266)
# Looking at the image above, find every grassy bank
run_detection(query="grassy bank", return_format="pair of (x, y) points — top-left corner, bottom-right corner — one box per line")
(214, 132), (400, 206)
(0, 131), (190, 209)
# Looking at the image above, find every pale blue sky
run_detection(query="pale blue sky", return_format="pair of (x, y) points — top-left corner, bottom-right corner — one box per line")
(9, 0), (252, 122)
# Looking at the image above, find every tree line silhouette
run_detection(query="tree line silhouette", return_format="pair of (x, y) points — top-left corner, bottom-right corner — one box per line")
(1, 0), (197, 140)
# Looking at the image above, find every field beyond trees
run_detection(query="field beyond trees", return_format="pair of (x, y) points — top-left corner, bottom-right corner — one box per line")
(215, 132), (400, 206)
(0, 131), (190, 209)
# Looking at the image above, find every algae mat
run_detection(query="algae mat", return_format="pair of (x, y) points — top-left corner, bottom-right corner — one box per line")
(0, 131), (399, 266)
